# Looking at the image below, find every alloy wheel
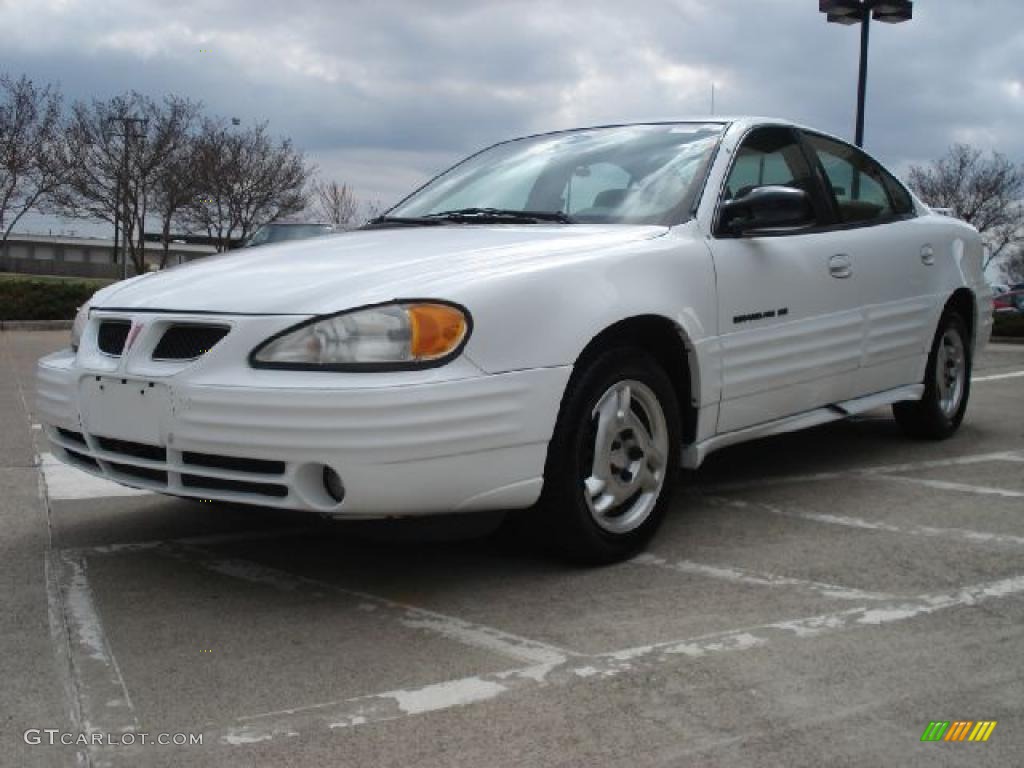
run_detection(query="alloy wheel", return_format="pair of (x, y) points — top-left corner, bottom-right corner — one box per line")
(582, 379), (669, 534)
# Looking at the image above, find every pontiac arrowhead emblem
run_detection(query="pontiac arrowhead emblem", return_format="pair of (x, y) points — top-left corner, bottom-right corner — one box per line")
(124, 321), (145, 353)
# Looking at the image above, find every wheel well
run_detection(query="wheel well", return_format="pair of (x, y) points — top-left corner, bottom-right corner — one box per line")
(574, 316), (698, 444)
(944, 288), (976, 348)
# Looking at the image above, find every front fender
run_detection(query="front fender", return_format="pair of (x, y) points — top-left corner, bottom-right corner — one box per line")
(458, 221), (718, 395)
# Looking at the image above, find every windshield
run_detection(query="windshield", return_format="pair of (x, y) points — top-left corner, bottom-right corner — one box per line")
(246, 224), (332, 247)
(388, 123), (724, 226)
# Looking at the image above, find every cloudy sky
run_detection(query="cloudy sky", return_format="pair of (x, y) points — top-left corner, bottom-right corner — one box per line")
(2, 0), (1022, 232)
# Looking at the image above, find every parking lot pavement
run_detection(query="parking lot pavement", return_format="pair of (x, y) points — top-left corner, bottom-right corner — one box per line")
(2, 330), (1023, 768)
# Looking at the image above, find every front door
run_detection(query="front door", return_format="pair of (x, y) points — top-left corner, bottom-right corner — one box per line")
(709, 126), (863, 433)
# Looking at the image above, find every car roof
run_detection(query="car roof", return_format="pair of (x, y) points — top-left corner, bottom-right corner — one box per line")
(567, 115), (799, 129)
(561, 116), (897, 167)
(504, 116), (834, 146)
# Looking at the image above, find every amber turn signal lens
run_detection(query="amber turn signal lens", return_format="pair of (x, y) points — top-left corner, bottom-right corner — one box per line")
(408, 304), (468, 360)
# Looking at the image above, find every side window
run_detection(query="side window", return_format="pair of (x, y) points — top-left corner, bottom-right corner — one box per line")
(563, 162), (632, 215)
(720, 126), (823, 231)
(726, 152), (795, 198)
(884, 174), (915, 216)
(723, 128), (815, 199)
(720, 126), (819, 229)
(805, 134), (900, 224)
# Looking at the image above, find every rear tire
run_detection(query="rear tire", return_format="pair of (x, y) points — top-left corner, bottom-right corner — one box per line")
(539, 348), (681, 564)
(893, 311), (971, 439)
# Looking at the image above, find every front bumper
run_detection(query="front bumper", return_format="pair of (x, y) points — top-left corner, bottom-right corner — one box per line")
(36, 317), (570, 516)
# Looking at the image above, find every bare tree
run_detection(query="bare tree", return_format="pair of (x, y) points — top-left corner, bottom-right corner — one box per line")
(181, 121), (312, 251)
(1002, 247), (1024, 285)
(908, 144), (1024, 272)
(49, 96), (127, 259)
(149, 109), (202, 268)
(130, 97), (200, 271)
(311, 179), (360, 229)
(151, 150), (198, 268)
(56, 92), (201, 272)
(309, 178), (381, 229)
(0, 74), (64, 244)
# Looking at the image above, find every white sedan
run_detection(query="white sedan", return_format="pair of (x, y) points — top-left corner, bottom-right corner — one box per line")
(37, 118), (992, 562)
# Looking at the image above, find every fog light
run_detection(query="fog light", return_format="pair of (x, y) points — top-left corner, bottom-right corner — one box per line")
(323, 466), (345, 503)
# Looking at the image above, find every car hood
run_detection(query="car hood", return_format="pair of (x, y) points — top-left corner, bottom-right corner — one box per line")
(93, 225), (669, 315)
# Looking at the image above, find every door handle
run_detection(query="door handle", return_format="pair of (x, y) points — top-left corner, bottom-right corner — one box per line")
(920, 244), (935, 265)
(829, 254), (852, 279)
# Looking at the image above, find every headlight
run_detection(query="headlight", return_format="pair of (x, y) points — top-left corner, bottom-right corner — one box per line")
(71, 302), (91, 352)
(250, 301), (471, 370)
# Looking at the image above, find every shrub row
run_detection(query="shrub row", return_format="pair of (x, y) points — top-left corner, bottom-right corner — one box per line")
(0, 275), (110, 321)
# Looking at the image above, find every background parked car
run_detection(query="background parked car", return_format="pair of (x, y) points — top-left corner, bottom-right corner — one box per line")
(992, 289), (1024, 339)
(242, 221), (335, 248)
(994, 289), (1024, 315)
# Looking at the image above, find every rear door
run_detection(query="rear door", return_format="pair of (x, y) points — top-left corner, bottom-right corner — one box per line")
(800, 131), (939, 395)
(709, 126), (864, 433)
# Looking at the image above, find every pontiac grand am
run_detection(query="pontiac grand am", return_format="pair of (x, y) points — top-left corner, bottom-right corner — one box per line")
(37, 118), (992, 562)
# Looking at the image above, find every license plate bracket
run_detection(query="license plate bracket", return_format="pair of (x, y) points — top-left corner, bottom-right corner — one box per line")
(79, 377), (170, 445)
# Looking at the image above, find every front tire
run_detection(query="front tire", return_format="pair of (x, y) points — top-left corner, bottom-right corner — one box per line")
(893, 311), (971, 439)
(540, 348), (681, 564)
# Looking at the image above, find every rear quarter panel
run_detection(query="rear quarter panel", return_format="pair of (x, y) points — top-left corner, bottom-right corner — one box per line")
(930, 214), (991, 352)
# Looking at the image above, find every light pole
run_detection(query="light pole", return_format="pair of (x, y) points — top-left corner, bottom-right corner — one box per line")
(819, 1), (913, 148)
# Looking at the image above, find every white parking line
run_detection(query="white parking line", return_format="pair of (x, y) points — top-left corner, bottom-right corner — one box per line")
(973, 369), (1024, 382)
(698, 450), (1024, 494)
(44, 552), (88, 768)
(600, 573), (1024, 663)
(158, 542), (572, 667)
(630, 553), (894, 601)
(853, 451), (1024, 474)
(706, 496), (1024, 547)
(40, 452), (151, 500)
(872, 473), (1024, 498)
(47, 551), (139, 738)
(221, 661), (555, 744)
(212, 570), (1024, 745)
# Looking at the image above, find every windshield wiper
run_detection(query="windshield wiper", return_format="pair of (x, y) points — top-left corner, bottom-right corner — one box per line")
(363, 215), (449, 228)
(363, 208), (575, 228)
(423, 207), (575, 224)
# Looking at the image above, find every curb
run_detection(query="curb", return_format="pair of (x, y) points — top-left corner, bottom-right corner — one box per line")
(0, 320), (73, 331)
(990, 337), (1024, 346)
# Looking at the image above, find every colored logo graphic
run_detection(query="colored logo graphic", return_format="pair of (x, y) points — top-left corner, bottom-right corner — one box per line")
(124, 321), (145, 353)
(920, 721), (997, 742)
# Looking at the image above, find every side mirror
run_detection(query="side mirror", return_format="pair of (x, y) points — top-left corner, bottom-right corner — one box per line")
(720, 185), (813, 235)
